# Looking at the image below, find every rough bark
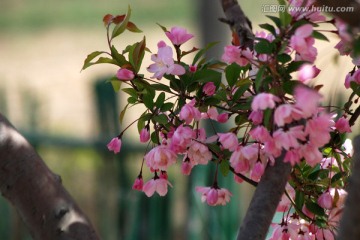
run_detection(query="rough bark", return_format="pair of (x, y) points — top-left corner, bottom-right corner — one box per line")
(337, 136), (360, 240)
(0, 113), (100, 240)
(237, 153), (291, 240)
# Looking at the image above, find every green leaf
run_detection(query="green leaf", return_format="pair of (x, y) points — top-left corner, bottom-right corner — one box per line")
(156, 23), (168, 33)
(151, 131), (159, 144)
(235, 114), (248, 126)
(110, 80), (121, 92)
(225, 63), (242, 87)
(160, 102), (174, 112)
(82, 51), (108, 70)
(233, 81), (251, 100)
(350, 81), (360, 96)
(149, 83), (172, 93)
(155, 92), (165, 108)
(255, 65), (266, 92)
(277, 53), (292, 64)
(111, 5), (131, 39)
(119, 103), (129, 124)
(192, 41), (219, 65)
(259, 23), (276, 36)
(305, 201), (325, 216)
(129, 37), (146, 72)
(142, 92), (154, 109)
(111, 45), (128, 66)
(312, 30), (329, 41)
(204, 97), (220, 106)
(263, 108), (272, 128)
(153, 114), (168, 125)
(287, 61), (306, 73)
(266, 15), (281, 28)
(353, 37), (360, 57)
(122, 88), (138, 99)
(193, 69), (222, 86)
(127, 96), (137, 104)
(220, 160), (230, 177)
(295, 191), (305, 210)
(283, 80), (299, 94)
(254, 39), (273, 54)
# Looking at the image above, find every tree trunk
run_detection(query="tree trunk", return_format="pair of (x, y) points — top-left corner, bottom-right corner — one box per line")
(0, 113), (100, 240)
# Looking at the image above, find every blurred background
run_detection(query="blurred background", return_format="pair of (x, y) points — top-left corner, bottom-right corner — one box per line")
(0, 0), (356, 239)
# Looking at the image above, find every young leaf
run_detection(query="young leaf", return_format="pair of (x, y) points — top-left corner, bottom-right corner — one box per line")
(127, 21), (142, 33)
(155, 92), (165, 108)
(111, 5), (131, 39)
(225, 63), (242, 87)
(220, 160), (230, 177)
(111, 45), (128, 66)
(119, 103), (129, 124)
(153, 114), (168, 125)
(266, 15), (281, 28)
(130, 37), (146, 72)
(312, 30), (329, 42)
(259, 23), (277, 36)
(82, 51), (106, 70)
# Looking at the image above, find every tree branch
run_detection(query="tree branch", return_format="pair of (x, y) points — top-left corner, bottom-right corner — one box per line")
(337, 136), (360, 240)
(237, 152), (291, 240)
(219, 0), (254, 49)
(0, 113), (100, 240)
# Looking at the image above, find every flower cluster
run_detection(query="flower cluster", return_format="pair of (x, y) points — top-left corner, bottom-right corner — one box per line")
(84, 0), (359, 238)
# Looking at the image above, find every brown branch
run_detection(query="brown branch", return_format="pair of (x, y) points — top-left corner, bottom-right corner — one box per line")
(229, 166), (258, 187)
(0, 113), (100, 240)
(236, 151), (291, 240)
(349, 105), (360, 126)
(315, 0), (360, 27)
(219, 0), (254, 50)
(337, 136), (360, 240)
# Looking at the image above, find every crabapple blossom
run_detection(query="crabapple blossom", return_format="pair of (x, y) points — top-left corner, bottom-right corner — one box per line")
(249, 126), (271, 143)
(140, 128), (150, 143)
(335, 117), (352, 133)
(250, 162), (265, 182)
(218, 132), (238, 151)
(317, 191), (333, 209)
(248, 110), (263, 125)
(221, 45), (252, 66)
(297, 64), (320, 83)
(274, 104), (294, 127)
(251, 93), (280, 111)
(203, 82), (216, 96)
(344, 69), (360, 89)
(189, 65), (197, 72)
(165, 26), (193, 45)
(143, 173), (172, 197)
(294, 86), (322, 118)
(132, 177), (144, 191)
(144, 145), (177, 171)
(116, 68), (135, 81)
(179, 99), (201, 124)
(290, 24), (317, 62)
(147, 41), (185, 79)
(195, 186), (232, 206)
(289, 0), (326, 22)
(217, 113), (229, 123)
(107, 137), (122, 154)
(181, 160), (193, 175)
(187, 141), (212, 165)
(170, 125), (194, 153)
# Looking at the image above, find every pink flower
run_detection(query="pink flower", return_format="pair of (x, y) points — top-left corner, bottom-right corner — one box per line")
(249, 126), (271, 143)
(181, 160), (193, 175)
(297, 64), (320, 83)
(305, 113), (333, 147)
(189, 65), (197, 72)
(218, 132), (238, 151)
(274, 104), (294, 127)
(132, 177), (143, 191)
(116, 68), (135, 81)
(335, 117), (352, 133)
(344, 69), (360, 89)
(144, 145), (177, 171)
(284, 149), (302, 166)
(318, 191), (333, 209)
(140, 128), (150, 143)
(248, 110), (263, 125)
(196, 186), (232, 206)
(301, 143), (323, 167)
(107, 137), (122, 154)
(170, 125), (194, 153)
(294, 86), (322, 118)
(147, 41), (185, 80)
(203, 82), (216, 96)
(187, 141), (212, 165)
(250, 162), (265, 182)
(290, 24), (317, 63)
(165, 26), (193, 45)
(221, 45), (252, 66)
(143, 174), (172, 197)
(179, 99), (201, 124)
(217, 113), (229, 123)
(251, 93), (280, 111)
(205, 107), (219, 120)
